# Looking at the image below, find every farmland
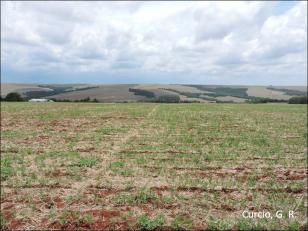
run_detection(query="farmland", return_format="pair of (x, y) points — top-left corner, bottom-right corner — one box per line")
(1, 102), (307, 230)
(1, 83), (307, 103)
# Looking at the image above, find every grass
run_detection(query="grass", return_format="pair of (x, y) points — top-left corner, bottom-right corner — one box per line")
(75, 156), (100, 168)
(138, 213), (166, 230)
(0, 102), (307, 230)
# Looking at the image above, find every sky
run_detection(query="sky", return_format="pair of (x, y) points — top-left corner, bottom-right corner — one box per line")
(1, 1), (307, 85)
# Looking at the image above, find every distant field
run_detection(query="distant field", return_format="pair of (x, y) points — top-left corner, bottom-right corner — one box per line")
(246, 87), (292, 100)
(0, 84), (53, 97)
(1, 102), (307, 230)
(1, 83), (307, 103)
(49, 84), (147, 102)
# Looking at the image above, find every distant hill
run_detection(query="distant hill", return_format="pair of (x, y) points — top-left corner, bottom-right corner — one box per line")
(1, 83), (307, 103)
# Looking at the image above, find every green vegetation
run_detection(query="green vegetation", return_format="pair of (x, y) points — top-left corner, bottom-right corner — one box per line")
(158, 94), (180, 103)
(267, 87), (307, 96)
(1, 156), (14, 180)
(247, 98), (288, 104)
(24, 85), (99, 99)
(186, 85), (249, 98)
(58, 210), (94, 226)
(112, 188), (158, 205)
(1, 92), (24, 101)
(164, 87), (254, 102)
(50, 97), (99, 103)
(288, 96), (307, 104)
(0, 212), (7, 230)
(129, 88), (155, 98)
(162, 88), (209, 100)
(138, 213), (166, 230)
(133, 92), (181, 103)
(75, 156), (99, 168)
(205, 87), (248, 98)
(172, 214), (193, 229)
(1, 102), (306, 230)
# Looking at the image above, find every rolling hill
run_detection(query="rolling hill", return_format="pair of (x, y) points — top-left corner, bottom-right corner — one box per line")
(1, 83), (306, 103)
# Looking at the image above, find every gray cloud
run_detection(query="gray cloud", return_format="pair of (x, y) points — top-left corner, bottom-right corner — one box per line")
(1, 1), (307, 84)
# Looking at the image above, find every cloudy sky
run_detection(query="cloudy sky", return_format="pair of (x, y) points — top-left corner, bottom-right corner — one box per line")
(1, 1), (307, 85)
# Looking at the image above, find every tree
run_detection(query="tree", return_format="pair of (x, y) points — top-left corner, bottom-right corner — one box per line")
(158, 94), (180, 103)
(4, 92), (24, 101)
(129, 88), (155, 98)
(288, 96), (307, 104)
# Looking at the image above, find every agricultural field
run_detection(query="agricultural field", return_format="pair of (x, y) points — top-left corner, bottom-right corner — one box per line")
(2, 83), (307, 103)
(49, 85), (147, 102)
(0, 102), (307, 230)
(0, 84), (54, 97)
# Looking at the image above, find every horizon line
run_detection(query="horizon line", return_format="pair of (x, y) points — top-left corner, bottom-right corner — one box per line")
(1, 82), (307, 87)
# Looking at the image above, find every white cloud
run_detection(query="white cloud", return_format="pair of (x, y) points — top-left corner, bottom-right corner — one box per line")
(1, 1), (307, 84)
